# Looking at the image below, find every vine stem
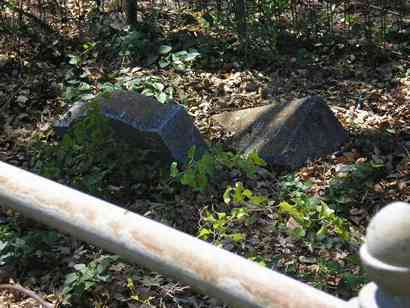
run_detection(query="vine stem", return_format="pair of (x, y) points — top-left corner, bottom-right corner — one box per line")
(0, 283), (56, 308)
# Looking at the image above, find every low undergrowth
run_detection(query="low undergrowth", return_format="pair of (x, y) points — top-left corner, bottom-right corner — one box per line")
(2, 4), (408, 306)
(32, 101), (163, 199)
(26, 102), (381, 304)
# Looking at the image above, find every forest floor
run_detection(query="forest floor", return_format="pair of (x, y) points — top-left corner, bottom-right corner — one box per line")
(0, 5), (409, 308)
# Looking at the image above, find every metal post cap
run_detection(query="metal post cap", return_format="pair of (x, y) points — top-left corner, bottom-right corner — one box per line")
(360, 202), (410, 296)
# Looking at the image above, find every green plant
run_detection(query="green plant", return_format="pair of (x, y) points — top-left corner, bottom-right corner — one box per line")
(216, 149), (267, 178)
(33, 101), (151, 196)
(279, 198), (350, 240)
(65, 73), (174, 105)
(158, 46), (201, 71)
(62, 255), (118, 304)
(63, 80), (96, 103)
(170, 146), (267, 192)
(248, 255), (269, 267)
(113, 29), (147, 57)
(278, 176), (351, 240)
(98, 82), (123, 96)
(342, 272), (367, 291)
(310, 258), (367, 292)
(0, 225), (20, 266)
(118, 75), (174, 103)
(198, 182), (267, 245)
(66, 41), (98, 77)
(170, 146), (215, 192)
(33, 102), (111, 193)
(0, 225), (62, 267)
(63, 42), (101, 104)
(223, 182), (268, 207)
(198, 209), (247, 244)
(127, 277), (155, 306)
(326, 161), (384, 209)
(67, 42), (97, 68)
(279, 174), (313, 199)
(252, 0), (288, 50)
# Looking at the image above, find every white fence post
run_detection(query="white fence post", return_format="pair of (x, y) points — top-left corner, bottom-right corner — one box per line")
(350, 202), (410, 308)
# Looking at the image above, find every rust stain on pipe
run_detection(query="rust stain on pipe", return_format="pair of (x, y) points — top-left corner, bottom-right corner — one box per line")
(0, 176), (16, 192)
(0, 174), (97, 223)
(109, 221), (122, 237)
(83, 209), (97, 223)
(129, 230), (164, 256)
(129, 227), (217, 283)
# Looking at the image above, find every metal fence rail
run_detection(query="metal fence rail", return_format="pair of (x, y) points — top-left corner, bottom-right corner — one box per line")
(0, 160), (409, 307)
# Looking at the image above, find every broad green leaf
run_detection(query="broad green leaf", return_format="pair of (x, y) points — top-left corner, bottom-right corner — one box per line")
(184, 50), (200, 61)
(249, 195), (268, 206)
(81, 93), (96, 101)
(247, 150), (267, 166)
(64, 272), (79, 285)
(231, 207), (249, 219)
(68, 55), (80, 65)
(317, 225), (328, 237)
(153, 82), (165, 91)
(0, 241), (7, 251)
(290, 227), (306, 238)
(242, 189), (253, 199)
(230, 233), (245, 242)
(174, 63), (186, 71)
(187, 146), (196, 161)
(173, 51), (188, 61)
(198, 154), (215, 176)
(157, 92), (167, 104)
(335, 224), (350, 240)
(223, 186), (233, 204)
(84, 281), (96, 290)
(158, 45), (172, 55)
(279, 201), (305, 223)
(196, 174), (208, 191)
(78, 82), (92, 91)
(203, 212), (216, 223)
(97, 274), (111, 282)
(181, 170), (196, 186)
(319, 202), (334, 218)
(142, 89), (154, 96)
(198, 228), (211, 240)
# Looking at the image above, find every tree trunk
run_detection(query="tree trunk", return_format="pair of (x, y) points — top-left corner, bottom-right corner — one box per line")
(234, 0), (248, 56)
(127, 0), (137, 26)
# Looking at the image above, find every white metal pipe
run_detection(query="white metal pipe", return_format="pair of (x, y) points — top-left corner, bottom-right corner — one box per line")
(0, 161), (349, 308)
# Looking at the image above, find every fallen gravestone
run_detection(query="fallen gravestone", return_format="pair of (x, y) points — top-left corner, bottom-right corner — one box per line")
(211, 96), (347, 168)
(55, 91), (206, 163)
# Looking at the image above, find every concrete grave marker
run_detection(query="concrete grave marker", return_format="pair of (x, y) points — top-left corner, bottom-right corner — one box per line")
(55, 91), (207, 163)
(211, 96), (347, 168)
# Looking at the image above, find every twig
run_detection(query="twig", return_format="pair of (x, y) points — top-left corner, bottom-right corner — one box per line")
(4, 0), (59, 35)
(0, 283), (55, 308)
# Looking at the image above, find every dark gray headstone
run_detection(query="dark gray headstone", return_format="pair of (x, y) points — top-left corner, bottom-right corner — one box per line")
(211, 96), (347, 168)
(55, 91), (207, 163)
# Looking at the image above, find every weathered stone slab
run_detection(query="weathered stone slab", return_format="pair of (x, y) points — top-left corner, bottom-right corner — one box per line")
(55, 91), (207, 163)
(211, 96), (347, 168)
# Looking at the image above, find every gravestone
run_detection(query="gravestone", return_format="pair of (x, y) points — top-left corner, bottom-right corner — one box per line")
(55, 91), (207, 163)
(211, 96), (347, 168)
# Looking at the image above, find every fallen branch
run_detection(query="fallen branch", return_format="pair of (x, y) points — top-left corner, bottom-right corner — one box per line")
(0, 283), (55, 308)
